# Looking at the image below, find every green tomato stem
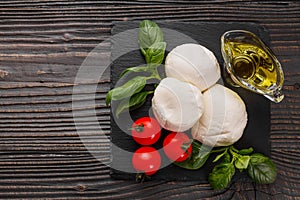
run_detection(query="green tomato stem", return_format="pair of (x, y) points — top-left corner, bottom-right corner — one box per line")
(181, 140), (192, 152)
(133, 124), (144, 132)
(135, 173), (149, 183)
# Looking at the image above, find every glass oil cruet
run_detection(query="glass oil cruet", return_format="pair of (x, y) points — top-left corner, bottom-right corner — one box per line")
(221, 30), (284, 103)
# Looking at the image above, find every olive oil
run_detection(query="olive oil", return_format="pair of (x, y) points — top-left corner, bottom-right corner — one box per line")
(223, 42), (277, 90)
(221, 30), (284, 103)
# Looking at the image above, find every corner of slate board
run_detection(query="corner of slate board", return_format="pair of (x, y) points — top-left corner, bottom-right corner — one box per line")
(109, 21), (271, 181)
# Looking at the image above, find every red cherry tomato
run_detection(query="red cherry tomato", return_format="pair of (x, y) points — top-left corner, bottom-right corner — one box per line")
(131, 117), (161, 145)
(163, 132), (192, 162)
(132, 146), (161, 176)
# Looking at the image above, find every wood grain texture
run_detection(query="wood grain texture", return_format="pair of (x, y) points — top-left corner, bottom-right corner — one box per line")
(0, 0), (299, 199)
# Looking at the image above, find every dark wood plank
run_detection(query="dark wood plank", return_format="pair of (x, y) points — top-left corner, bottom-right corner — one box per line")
(0, 0), (299, 199)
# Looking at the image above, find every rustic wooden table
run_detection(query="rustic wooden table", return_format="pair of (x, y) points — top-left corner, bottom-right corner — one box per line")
(0, 1), (299, 199)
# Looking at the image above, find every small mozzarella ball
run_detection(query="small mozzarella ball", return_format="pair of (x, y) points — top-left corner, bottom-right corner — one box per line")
(165, 43), (221, 92)
(191, 84), (248, 147)
(152, 77), (204, 132)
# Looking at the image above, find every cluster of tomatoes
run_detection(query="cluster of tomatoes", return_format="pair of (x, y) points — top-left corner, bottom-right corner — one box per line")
(131, 117), (192, 178)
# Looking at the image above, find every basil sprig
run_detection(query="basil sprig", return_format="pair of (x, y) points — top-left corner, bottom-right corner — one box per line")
(209, 146), (276, 190)
(175, 143), (277, 190)
(106, 20), (166, 117)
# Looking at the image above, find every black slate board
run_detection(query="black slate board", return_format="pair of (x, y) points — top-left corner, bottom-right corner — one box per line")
(109, 21), (270, 181)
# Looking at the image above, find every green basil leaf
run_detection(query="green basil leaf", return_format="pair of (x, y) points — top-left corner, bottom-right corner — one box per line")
(145, 42), (166, 65)
(138, 20), (164, 56)
(235, 155), (250, 170)
(247, 153), (277, 184)
(213, 151), (227, 163)
(208, 162), (235, 190)
(238, 147), (254, 155)
(108, 76), (147, 105)
(174, 141), (211, 170)
(115, 91), (151, 117)
(105, 90), (112, 106)
(223, 153), (231, 163)
(119, 66), (150, 78)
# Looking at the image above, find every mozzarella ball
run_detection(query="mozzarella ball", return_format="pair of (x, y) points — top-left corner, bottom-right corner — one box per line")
(191, 84), (247, 147)
(165, 43), (221, 92)
(152, 77), (204, 132)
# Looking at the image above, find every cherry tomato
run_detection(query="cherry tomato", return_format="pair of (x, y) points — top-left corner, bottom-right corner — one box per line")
(131, 117), (161, 145)
(163, 132), (192, 162)
(132, 146), (161, 176)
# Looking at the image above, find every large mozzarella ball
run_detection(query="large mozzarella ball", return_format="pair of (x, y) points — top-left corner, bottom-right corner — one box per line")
(152, 77), (204, 132)
(165, 43), (221, 92)
(191, 84), (247, 147)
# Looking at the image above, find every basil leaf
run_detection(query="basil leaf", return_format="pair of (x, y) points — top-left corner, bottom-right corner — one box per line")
(238, 147), (254, 155)
(119, 66), (150, 78)
(106, 76), (147, 106)
(223, 153), (231, 163)
(247, 153), (277, 184)
(174, 141), (211, 170)
(138, 20), (164, 56)
(213, 151), (227, 163)
(145, 42), (166, 65)
(208, 162), (235, 190)
(115, 91), (151, 117)
(235, 155), (250, 170)
(105, 90), (112, 106)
